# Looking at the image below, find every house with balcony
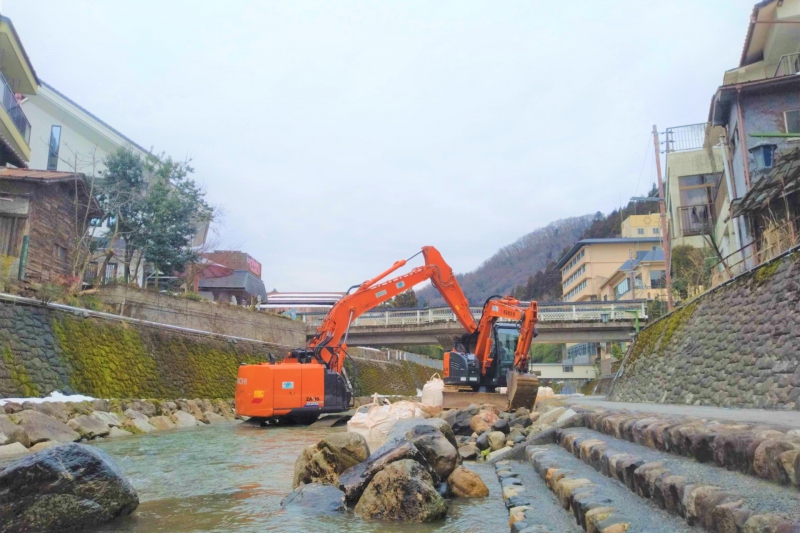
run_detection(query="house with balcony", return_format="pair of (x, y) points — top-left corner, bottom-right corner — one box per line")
(597, 248), (667, 303)
(708, 0), (800, 278)
(0, 16), (37, 168)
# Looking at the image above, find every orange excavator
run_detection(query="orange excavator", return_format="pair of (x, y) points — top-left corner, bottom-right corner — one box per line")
(235, 246), (539, 423)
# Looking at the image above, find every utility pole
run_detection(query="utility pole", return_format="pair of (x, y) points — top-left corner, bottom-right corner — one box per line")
(652, 125), (674, 311)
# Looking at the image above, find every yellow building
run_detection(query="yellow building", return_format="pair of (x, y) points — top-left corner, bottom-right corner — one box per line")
(597, 248), (667, 302)
(0, 15), (38, 167)
(557, 236), (663, 302)
(620, 214), (662, 238)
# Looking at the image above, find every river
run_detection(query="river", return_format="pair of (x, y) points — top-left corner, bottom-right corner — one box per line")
(90, 423), (509, 533)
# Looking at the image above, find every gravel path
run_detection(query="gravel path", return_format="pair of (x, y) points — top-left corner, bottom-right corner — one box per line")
(565, 427), (800, 521)
(567, 397), (800, 428)
(523, 446), (695, 532)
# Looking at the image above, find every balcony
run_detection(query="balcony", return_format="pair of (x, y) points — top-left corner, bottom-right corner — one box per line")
(773, 53), (800, 79)
(678, 204), (714, 237)
(0, 72), (30, 145)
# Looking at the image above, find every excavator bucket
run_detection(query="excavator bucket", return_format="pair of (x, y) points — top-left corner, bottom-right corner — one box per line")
(507, 371), (540, 412)
(441, 390), (508, 411)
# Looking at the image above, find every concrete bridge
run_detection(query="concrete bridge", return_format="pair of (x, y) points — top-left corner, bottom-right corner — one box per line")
(300, 301), (647, 346)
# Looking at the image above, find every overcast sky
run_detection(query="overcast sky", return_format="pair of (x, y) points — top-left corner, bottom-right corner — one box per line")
(6, 0), (754, 291)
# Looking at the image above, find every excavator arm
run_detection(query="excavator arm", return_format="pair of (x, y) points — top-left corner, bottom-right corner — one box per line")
(297, 246), (477, 374)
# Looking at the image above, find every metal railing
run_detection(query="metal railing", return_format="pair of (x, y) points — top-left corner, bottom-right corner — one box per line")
(0, 72), (30, 145)
(665, 123), (709, 153)
(678, 204), (714, 236)
(386, 350), (443, 369)
(301, 301), (648, 328)
(774, 53), (800, 78)
(711, 215), (800, 287)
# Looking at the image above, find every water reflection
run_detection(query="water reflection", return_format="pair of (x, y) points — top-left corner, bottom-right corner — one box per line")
(92, 423), (507, 533)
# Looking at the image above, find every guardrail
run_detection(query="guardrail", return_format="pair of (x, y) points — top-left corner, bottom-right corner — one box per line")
(387, 350), (443, 369)
(301, 302), (647, 328)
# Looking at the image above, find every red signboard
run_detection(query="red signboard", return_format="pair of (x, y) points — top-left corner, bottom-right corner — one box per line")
(248, 256), (262, 278)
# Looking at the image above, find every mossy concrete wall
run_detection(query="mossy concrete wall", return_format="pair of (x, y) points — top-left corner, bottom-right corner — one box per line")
(609, 250), (800, 409)
(0, 299), (278, 399)
(345, 357), (439, 397)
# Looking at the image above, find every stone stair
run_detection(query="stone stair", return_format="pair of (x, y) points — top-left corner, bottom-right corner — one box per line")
(490, 406), (800, 532)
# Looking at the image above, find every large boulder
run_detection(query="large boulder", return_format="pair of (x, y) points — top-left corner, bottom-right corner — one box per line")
(122, 411), (155, 434)
(202, 412), (228, 425)
(353, 459), (447, 522)
(89, 411), (123, 428)
(280, 483), (345, 514)
(67, 415), (111, 439)
(293, 432), (370, 488)
(387, 418), (457, 448)
(339, 440), (431, 505)
(487, 431), (506, 451)
(32, 403), (70, 424)
(448, 465), (489, 498)
(0, 443), (28, 458)
(170, 411), (200, 428)
(148, 416), (176, 431)
(0, 443), (138, 533)
(405, 425), (459, 479)
(11, 410), (79, 445)
(0, 415), (29, 448)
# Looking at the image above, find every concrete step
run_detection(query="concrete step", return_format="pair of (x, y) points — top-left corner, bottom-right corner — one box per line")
(555, 426), (800, 532)
(584, 409), (800, 489)
(520, 445), (696, 533)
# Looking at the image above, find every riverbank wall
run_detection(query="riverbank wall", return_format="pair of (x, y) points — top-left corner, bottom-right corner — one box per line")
(609, 248), (800, 409)
(0, 296), (436, 400)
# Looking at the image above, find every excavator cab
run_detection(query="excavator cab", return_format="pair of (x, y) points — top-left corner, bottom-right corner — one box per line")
(444, 323), (522, 392)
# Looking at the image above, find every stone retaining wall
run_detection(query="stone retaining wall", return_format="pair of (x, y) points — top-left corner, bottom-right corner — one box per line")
(609, 250), (800, 409)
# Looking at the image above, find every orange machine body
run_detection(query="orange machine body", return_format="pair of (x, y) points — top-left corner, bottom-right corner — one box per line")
(235, 362), (331, 419)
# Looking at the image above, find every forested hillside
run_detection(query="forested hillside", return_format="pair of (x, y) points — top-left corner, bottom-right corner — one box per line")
(418, 215), (594, 306)
(418, 190), (661, 306)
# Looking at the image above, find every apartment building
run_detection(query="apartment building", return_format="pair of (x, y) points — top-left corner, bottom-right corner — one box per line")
(556, 236), (663, 302)
(0, 16), (37, 169)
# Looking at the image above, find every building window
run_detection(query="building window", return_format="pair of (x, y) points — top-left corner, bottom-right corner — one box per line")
(679, 174), (717, 206)
(653, 227), (660, 235)
(107, 215), (117, 228)
(614, 278), (630, 300)
(53, 243), (67, 264)
(47, 126), (62, 171)
(650, 270), (666, 289)
(105, 262), (118, 281)
(785, 109), (800, 135)
(563, 365), (574, 373)
(89, 217), (102, 227)
(637, 228), (644, 235)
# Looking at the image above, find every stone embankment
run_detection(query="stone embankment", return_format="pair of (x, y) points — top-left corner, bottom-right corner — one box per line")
(473, 399), (800, 532)
(610, 249), (800, 409)
(0, 398), (238, 458)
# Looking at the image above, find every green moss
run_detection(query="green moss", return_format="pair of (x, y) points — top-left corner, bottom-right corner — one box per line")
(754, 258), (783, 284)
(626, 300), (698, 372)
(345, 358), (438, 396)
(3, 344), (39, 397)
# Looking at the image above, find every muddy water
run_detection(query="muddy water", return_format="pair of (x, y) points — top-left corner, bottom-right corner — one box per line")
(92, 423), (509, 533)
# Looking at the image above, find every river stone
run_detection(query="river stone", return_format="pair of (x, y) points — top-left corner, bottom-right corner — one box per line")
(405, 424), (459, 479)
(29, 441), (59, 453)
(0, 415), (28, 448)
(448, 465), (489, 498)
(339, 440), (432, 505)
(91, 400), (110, 413)
(107, 427), (133, 439)
(459, 444), (479, 461)
(539, 407), (566, 425)
(32, 402), (70, 424)
(124, 417), (156, 434)
(0, 443), (139, 533)
(2, 403), (22, 415)
(171, 411), (200, 428)
(281, 483), (345, 514)
(90, 411), (123, 428)
(124, 409), (148, 421)
(387, 418), (457, 449)
(202, 412), (228, 425)
(68, 415), (111, 439)
(293, 432), (370, 488)
(148, 416), (176, 431)
(12, 410), (80, 445)
(0, 443), (29, 458)
(488, 431), (506, 451)
(476, 433), (490, 451)
(470, 410), (499, 435)
(354, 459), (447, 522)
(492, 418), (510, 435)
(444, 407), (480, 436)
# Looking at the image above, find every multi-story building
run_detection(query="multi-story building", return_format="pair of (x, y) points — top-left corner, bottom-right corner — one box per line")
(0, 16), (37, 169)
(597, 248), (667, 302)
(708, 0), (800, 279)
(556, 236), (663, 302)
(620, 215), (662, 238)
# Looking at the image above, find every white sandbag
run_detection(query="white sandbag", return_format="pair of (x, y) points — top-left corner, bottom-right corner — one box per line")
(421, 373), (444, 407)
(387, 400), (425, 420)
(347, 404), (399, 451)
(534, 386), (555, 406)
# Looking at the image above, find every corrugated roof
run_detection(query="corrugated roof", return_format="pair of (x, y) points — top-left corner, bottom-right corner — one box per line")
(0, 168), (85, 182)
(555, 238), (663, 269)
(199, 270), (267, 301)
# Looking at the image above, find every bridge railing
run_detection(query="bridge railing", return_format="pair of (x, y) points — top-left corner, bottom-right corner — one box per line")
(300, 301), (647, 328)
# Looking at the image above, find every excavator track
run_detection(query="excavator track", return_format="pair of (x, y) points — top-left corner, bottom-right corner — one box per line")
(507, 371), (539, 411)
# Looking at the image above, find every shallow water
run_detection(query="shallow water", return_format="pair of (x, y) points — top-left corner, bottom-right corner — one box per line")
(92, 423), (509, 533)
